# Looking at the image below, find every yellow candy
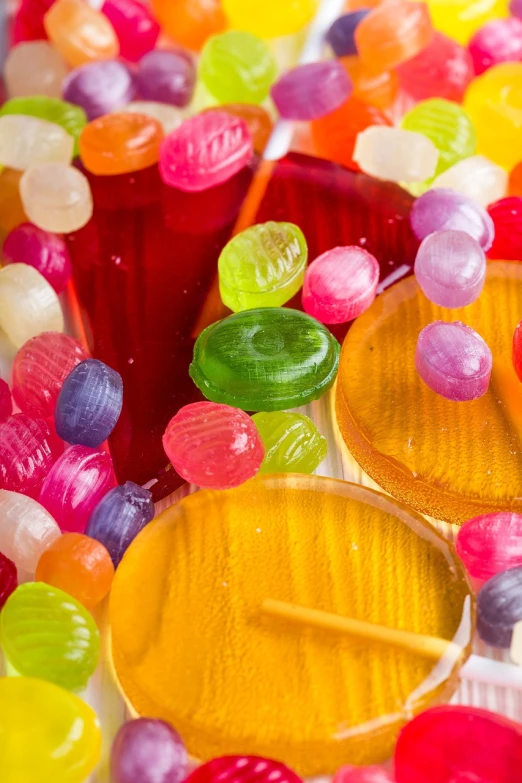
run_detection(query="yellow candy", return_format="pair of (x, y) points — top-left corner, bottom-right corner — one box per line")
(222, 0), (318, 38)
(426, 0), (509, 45)
(0, 677), (101, 783)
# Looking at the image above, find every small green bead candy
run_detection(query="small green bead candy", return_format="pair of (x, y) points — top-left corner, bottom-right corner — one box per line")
(199, 31), (277, 105)
(218, 221), (308, 312)
(0, 97), (87, 156)
(253, 411), (328, 474)
(0, 582), (100, 691)
(190, 307), (340, 411)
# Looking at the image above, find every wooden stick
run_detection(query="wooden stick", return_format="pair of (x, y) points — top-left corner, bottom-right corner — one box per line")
(260, 599), (462, 662)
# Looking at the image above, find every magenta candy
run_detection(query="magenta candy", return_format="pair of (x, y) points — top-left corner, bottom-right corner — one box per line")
(3, 223), (72, 293)
(185, 756), (303, 783)
(0, 552), (17, 608)
(410, 189), (494, 251)
(162, 401), (264, 489)
(302, 246), (379, 324)
(38, 445), (116, 533)
(512, 0), (522, 17)
(12, 332), (87, 417)
(415, 321), (492, 402)
(62, 60), (136, 121)
(101, 0), (160, 62)
(159, 111), (253, 193)
(271, 61), (352, 121)
(333, 766), (393, 783)
(414, 230), (486, 308)
(397, 32), (474, 103)
(0, 414), (62, 496)
(111, 718), (187, 783)
(487, 196), (522, 260)
(136, 49), (196, 107)
(457, 512), (522, 581)
(0, 381), (13, 422)
(469, 19), (522, 74)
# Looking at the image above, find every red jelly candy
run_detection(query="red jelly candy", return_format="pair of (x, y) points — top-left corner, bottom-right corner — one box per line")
(185, 757), (302, 783)
(394, 705), (522, 783)
(487, 197), (522, 260)
(397, 32), (474, 103)
(456, 512), (522, 580)
(514, 319), (522, 382)
(0, 551), (17, 608)
(0, 380), (13, 422)
(0, 414), (62, 496)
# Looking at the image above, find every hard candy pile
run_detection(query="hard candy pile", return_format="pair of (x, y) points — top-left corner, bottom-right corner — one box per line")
(1, 0), (522, 780)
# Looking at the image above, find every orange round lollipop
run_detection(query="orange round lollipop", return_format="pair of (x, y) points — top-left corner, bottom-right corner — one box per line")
(79, 113), (164, 176)
(151, 0), (227, 51)
(36, 533), (114, 609)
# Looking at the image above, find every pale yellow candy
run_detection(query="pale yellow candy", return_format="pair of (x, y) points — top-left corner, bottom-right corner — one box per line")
(119, 102), (185, 135)
(353, 126), (439, 183)
(0, 264), (64, 348)
(431, 155), (508, 208)
(20, 162), (93, 233)
(0, 491), (61, 573)
(0, 115), (74, 171)
(4, 41), (69, 99)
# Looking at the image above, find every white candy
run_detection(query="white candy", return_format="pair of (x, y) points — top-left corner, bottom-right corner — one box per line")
(20, 162), (93, 233)
(431, 155), (508, 208)
(0, 264), (64, 348)
(353, 126), (439, 183)
(0, 490), (61, 573)
(0, 115), (74, 170)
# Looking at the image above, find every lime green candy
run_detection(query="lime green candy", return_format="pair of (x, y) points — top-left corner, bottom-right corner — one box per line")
(253, 411), (328, 474)
(199, 31), (277, 105)
(0, 97), (87, 155)
(0, 582), (100, 691)
(219, 221), (308, 312)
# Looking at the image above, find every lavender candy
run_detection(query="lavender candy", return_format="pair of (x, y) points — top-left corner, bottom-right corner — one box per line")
(410, 188), (494, 251)
(136, 49), (196, 108)
(326, 10), (370, 57)
(85, 481), (154, 567)
(111, 719), (187, 783)
(55, 358), (123, 448)
(270, 61), (352, 121)
(477, 567), (522, 648)
(62, 60), (136, 121)
(414, 230), (486, 308)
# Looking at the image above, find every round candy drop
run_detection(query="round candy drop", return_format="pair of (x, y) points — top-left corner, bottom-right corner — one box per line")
(20, 162), (93, 233)
(414, 231), (486, 308)
(151, 0), (226, 51)
(469, 18), (522, 74)
(457, 512), (522, 580)
(101, 0), (160, 62)
(111, 719), (187, 783)
(3, 223), (72, 293)
(410, 189), (494, 250)
(0, 263), (64, 348)
(302, 246), (379, 324)
(353, 127), (439, 183)
(326, 11), (370, 57)
(431, 155), (507, 208)
(4, 41), (68, 99)
(396, 32), (474, 103)
(0, 115), (73, 170)
(0, 96), (87, 157)
(136, 49), (196, 108)
(514, 319), (522, 381)
(221, 0), (316, 38)
(62, 60), (136, 121)
(252, 412), (327, 474)
(415, 321), (493, 402)
(43, 0), (119, 67)
(55, 358), (123, 448)
(186, 757), (302, 783)
(271, 62), (352, 121)
(80, 113), (164, 176)
(0, 552), (17, 608)
(487, 196), (522, 260)
(333, 767), (393, 783)
(477, 567), (522, 648)
(0, 381), (13, 422)
(0, 491), (61, 573)
(0, 414), (62, 496)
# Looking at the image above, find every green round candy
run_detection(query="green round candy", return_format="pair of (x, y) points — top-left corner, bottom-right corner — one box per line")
(252, 411), (328, 474)
(219, 222), (308, 312)
(0, 97), (87, 155)
(190, 307), (340, 410)
(0, 582), (100, 691)
(199, 31), (277, 105)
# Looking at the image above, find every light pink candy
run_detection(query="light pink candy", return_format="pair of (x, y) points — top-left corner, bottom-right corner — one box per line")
(302, 246), (379, 324)
(333, 765), (394, 783)
(414, 230), (486, 308)
(415, 321), (492, 401)
(456, 512), (522, 581)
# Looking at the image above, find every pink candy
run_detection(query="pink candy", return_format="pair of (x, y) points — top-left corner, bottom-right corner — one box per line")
(101, 0), (160, 62)
(414, 230), (486, 308)
(333, 766), (394, 783)
(3, 223), (72, 294)
(415, 321), (492, 402)
(456, 512), (522, 581)
(0, 414), (62, 496)
(0, 380), (13, 422)
(469, 18), (522, 75)
(302, 246), (379, 324)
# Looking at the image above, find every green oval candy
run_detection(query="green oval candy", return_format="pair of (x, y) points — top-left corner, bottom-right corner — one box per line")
(190, 307), (340, 410)
(0, 97), (87, 155)
(252, 411), (328, 473)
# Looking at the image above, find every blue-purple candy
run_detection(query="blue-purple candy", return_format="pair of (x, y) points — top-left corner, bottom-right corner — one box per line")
(62, 60), (136, 121)
(477, 566), (522, 648)
(326, 10), (370, 57)
(135, 49), (196, 107)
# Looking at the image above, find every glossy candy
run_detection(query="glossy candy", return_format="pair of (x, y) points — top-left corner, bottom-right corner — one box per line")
(333, 767), (393, 783)
(187, 758), (302, 783)
(190, 308), (340, 411)
(340, 58), (398, 112)
(222, 0), (316, 38)
(218, 221), (307, 312)
(487, 197), (522, 260)
(0, 677), (101, 783)
(85, 481), (155, 567)
(432, 155), (507, 208)
(410, 189), (494, 250)
(0, 381), (13, 422)
(0, 168), (27, 235)
(119, 101), (184, 135)
(271, 62), (351, 121)
(216, 104), (272, 154)
(4, 41), (68, 98)
(456, 512), (522, 580)
(3, 223), (72, 293)
(0, 552), (17, 608)
(252, 412), (327, 474)
(1, 582), (100, 689)
(0, 264), (64, 348)
(326, 11), (370, 57)
(199, 31), (277, 105)
(509, 161), (522, 196)
(36, 532), (114, 609)
(44, 0), (119, 67)
(414, 231), (486, 308)
(101, 0), (160, 62)
(477, 567), (522, 647)
(111, 719), (188, 783)
(80, 113), (163, 176)
(469, 18), (522, 75)
(62, 60), (136, 121)
(514, 319), (522, 381)
(136, 49), (196, 108)
(0, 97), (87, 158)
(55, 358), (123, 448)
(0, 490), (61, 572)
(20, 162), (93, 233)
(396, 32), (474, 103)
(302, 246), (379, 324)
(151, 0), (226, 51)
(0, 414), (62, 496)
(353, 127), (439, 183)
(0, 115), (73, 170)
(159, 111), (253, 193)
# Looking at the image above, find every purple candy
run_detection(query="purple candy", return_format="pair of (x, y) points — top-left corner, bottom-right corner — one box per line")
(414, 230), (486, 308)
(270, 61), (352, 120)
(469, 18), (522, 75)
(55, 358), (123, 448)
(85, 481), (154, 566)
(101, 0), (160, 63)
(111, 719), (187, 783)
(326, 10), (370, 57)
(3, 223), (71, 294)
(62, 60), (136, 121)
(477, 567), (522, 648)
(415, 321), (492, 402)
(410, 188), (494, 251)
(136, 49), (196, 108)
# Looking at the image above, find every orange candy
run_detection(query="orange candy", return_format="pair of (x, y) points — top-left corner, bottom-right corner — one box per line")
(0, 168), (27, 236)
(509, 162), (522, 196)
(36, 533), (114, 609)
(44, 0), (119, 68)
(151, 0), (227, 51)
(79, 113), (164, 176)
(341, 56), (399, 110)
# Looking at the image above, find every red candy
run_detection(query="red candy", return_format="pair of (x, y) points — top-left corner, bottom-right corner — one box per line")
(487, 197), (522, 260)
(0, 414), (62, 496)
(397, 32), (474, 103)
(185, 756), (303, 783)
(0, 551), (18, 608)
(11, 0), (55, 43)
(0, 380), (13, 422)
(456, 512), (522, 580)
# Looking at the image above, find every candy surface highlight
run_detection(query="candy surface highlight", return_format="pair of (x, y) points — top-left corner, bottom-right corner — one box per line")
(414, 231), (486, 308)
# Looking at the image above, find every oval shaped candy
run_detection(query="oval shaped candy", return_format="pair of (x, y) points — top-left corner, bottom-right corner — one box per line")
(0, 552), (17, 608)
(111, 718), (187, 783)
(43, 0), (119, 67)
(0, 414), (62, 496)
(410, 188), (494, 250)
(190, 308), (340, 411)
(252, 411), (327, 474)
(3, 223), (72, 293)
(457, 512), (522, 581)
(431, 155), (507, 209)
(102, 0), (160, 62)
(1, 582), (100, 689)
(0, 115), (73, 171)
(20, 162), (93, 233)
(0, 264), (64, 348)
(62, 60), (135, 122)
(0, 97), (86, 156)
(186, 757), (302, 783)
(218, 221), (307, 312)
(80, 113), (164, 176)
(353, 127), (439, 183)
(136, 49), (196, 108)
(0, 491), (61, 573)
(271, 61), (352, 121)
(469, 18), (522, 75)
(4, 40), (68, 99)
(477, 567), (522, 648)
(414, 230), (486, 308)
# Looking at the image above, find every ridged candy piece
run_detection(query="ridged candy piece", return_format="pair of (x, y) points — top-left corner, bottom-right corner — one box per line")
(190, 308), (340, 411)
(410, 188), (494, 250)
(469, 18), (522, 75)
(326, 11), (370, 57)
(353, 127), (439, 183)
(3, 223), (72, 293)
(159, 111), (253, 193)
(0, 490), (61, 572)
(333, 767), (393, 783)
(401, 99), (476, 179)
(44, 0), (119, 67)
(341, 58), (398, 112)
(487, 196), (522, 260)
(0, 381), (13, 422)
(186, 757), (302, 783)
(222, 0), (317, 38)
(414, 231), (486, 308)
(1, 581), (100, 689)
(456, 512), (522, 580)
(431, 155), (507, 208)
(271, 62), (352, 121)
(0, 264), (64, 349)
(218, 221), (307, 312)
(252, 412), (327, 474)
(36, 532), (114, 609)
(112, 719), (188, 783)
(0, 97), (87, 157)
(4, 41), (68, 99)
(215, 104), (272, 154)
(0, 414), (62, 496)
(163, 402), (264, 490)
(397, 32), (474, 103)
(0, 552), (17, 608)
(415, 321), (493, 402)
(62, 60), (136, 122)
(199, 31), (277, 105)
(80, 113), (163, 176)
(101, 0), (160, 62)
(0, 115), (73, 171)
(151, 0), (226, 50)
(20, 162), (93, 233)
(477, 567), (522, 647)
(514, 319), (522, 381)
(136, 49), (196, 108)
(0, 677), (101, 783)
(39, 446), (116, 533)
(302, 246), (379, 324)
(55, 358), (123, 448)
(85, 481), (154, 567)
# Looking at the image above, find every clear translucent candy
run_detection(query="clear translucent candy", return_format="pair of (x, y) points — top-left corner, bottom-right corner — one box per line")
(20, 162), (93, 233)
(414, 230), (486, 308)
(4, 41), (68, 98)
(431, 155), (507, 208)
(0, 115), (73, 170)
(353, 127), (439, 183)
(0, 264), (64, 348)
(252, 411), (327, 474)
(0, 490), (61, 573)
